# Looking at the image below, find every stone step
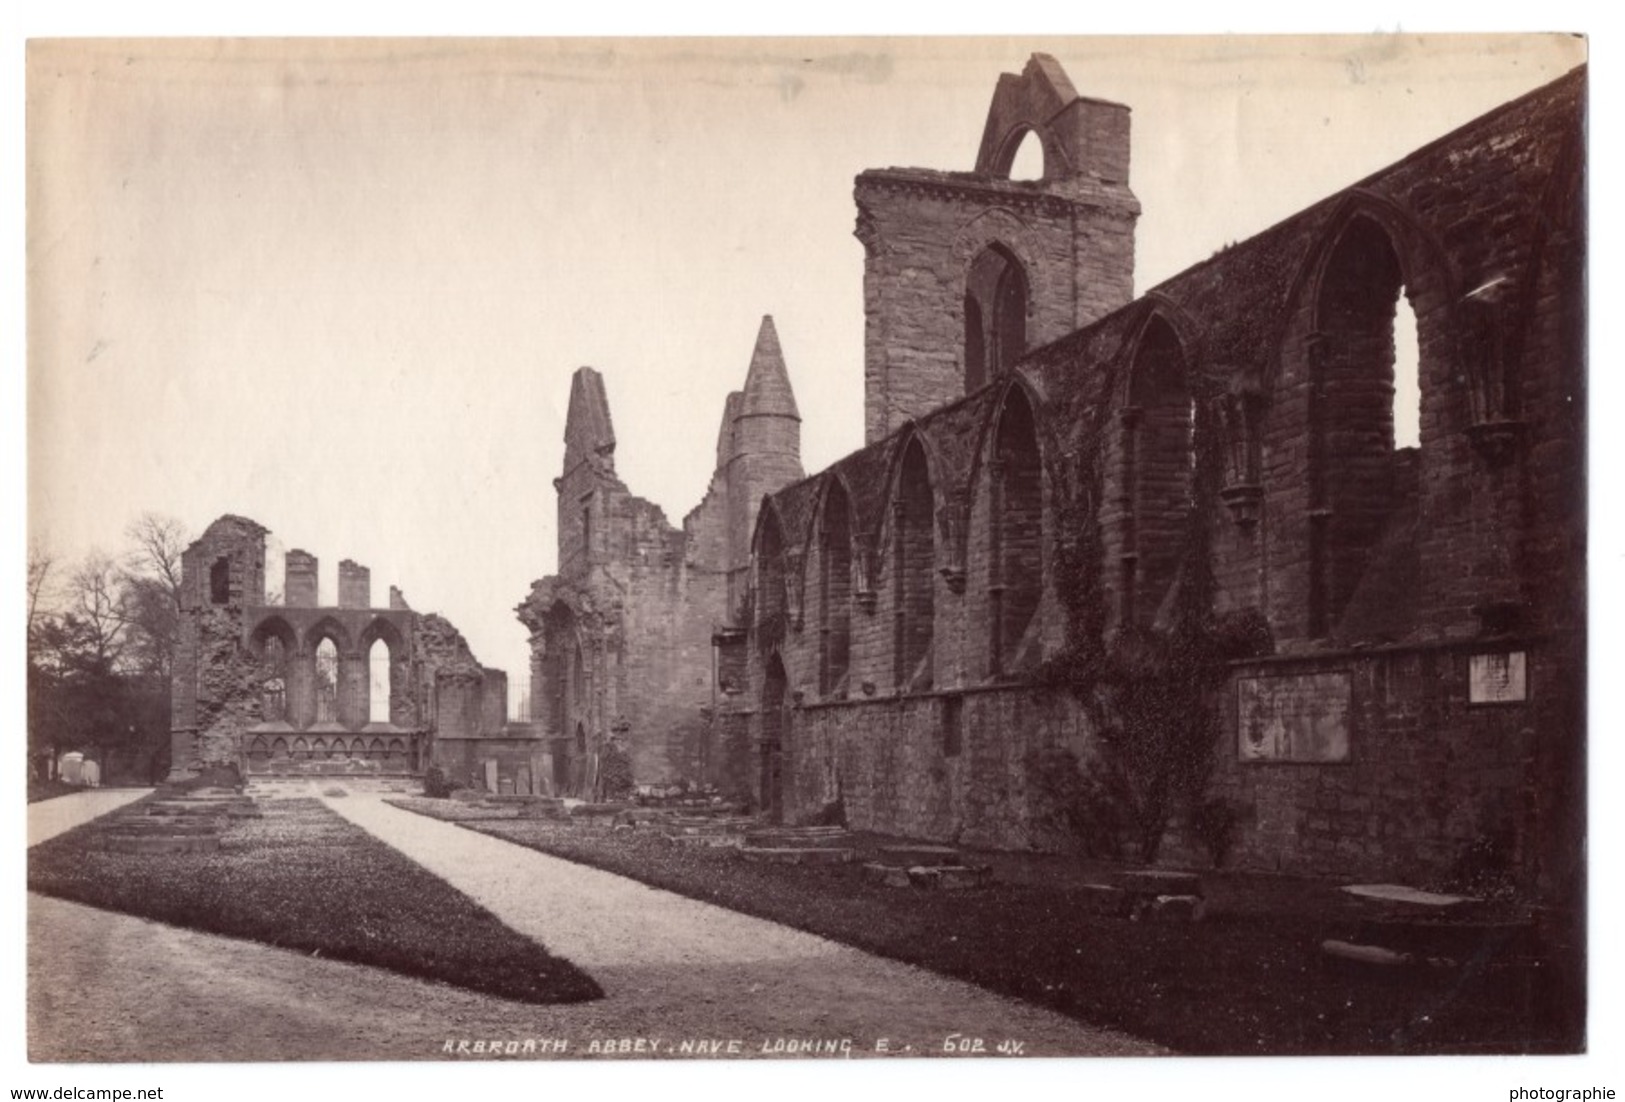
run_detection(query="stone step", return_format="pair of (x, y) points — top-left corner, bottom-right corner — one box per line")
(147, 801), (250, 816)
(862, 862), (993, 890)
(106, 819), (223, 836)
(667, 817), (752, 835)
(737, 846), (855, 865)
(905, 865), (993, 891)
(742, 829), (854, 849)
(873, 844), (963, 868)
(668, 833), (744, 848)
(102, 834), (222, 855)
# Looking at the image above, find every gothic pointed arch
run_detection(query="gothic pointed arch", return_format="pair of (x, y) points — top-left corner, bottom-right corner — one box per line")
(358, 617), (406, 726)
(1117, 311), (1195, 630)
(815, 475), (855, 698)
(753, 499), (790, 655)
(979, 382), (1045, 675)
(247, 615), (297, 724)
(1296, 207), (1443, 638)
(887, 432), (937, 691)
(964, 242), (1030, 392)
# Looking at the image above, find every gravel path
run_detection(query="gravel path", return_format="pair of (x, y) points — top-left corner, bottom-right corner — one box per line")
(26, 793), (1163, 1061)
(321, 793), (1163, 1059)
(27, 788), (152, 846)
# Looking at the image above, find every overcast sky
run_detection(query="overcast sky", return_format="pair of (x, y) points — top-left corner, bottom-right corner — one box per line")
(27, 34), (1587, 688)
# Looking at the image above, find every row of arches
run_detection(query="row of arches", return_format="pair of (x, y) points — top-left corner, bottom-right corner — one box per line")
(247, 615), (408, 729)
(953, 198), (1441, 643)
(764, 198), (1454, 689)
(754, 381), (1068, 697)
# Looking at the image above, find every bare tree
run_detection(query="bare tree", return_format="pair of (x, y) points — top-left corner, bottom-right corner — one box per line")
(27, 539), (56, 639)
(124, 512), (188, 611)
(121, 513), (190, 678)
(66, 550), (131, 671)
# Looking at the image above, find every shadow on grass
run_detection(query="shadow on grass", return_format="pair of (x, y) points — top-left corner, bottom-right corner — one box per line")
(28, 796), (602, 1006)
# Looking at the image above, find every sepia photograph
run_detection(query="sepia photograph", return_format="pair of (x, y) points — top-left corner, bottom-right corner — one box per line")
(15, 25), (1602, 1096)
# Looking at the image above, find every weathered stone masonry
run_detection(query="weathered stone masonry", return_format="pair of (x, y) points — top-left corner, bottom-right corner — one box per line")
(725, 55), (1584, 893)
(169, 514), (518, 783)
(516, 317), (804, 798)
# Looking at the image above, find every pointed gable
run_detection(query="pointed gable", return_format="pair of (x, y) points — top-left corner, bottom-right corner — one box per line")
(563, 367), (616, 472)
(739, 315), (800, 420)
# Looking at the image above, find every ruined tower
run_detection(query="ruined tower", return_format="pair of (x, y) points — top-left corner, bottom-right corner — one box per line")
(555, 367), (618, 576)
(519, 319), (804, 796)
(726, 315), (804, 580)
(854, 53), (1140, 442)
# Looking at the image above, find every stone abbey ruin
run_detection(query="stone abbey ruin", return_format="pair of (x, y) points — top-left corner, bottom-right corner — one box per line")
(171, 55), (1585, 894)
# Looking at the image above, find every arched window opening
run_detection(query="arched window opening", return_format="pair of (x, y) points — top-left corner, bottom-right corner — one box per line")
(260, 635), (288, 723)
(209, 557), (231, 605)
(1395, 295), (1421, 449)
(756, 512), (788, 653)
(367, 638), (390, 724)
(539, 604), (578, 738)
(818, 482), (853, 697)
(1309, 216), (1415, 637)
(1007, 129), (1045, 181)
(989, 392), (1044, 675)
(1122, 318), (1194, 631)
(964, 245), (1029, 393)
(893, 441), (935, 691)
(314, 637), (339, 724)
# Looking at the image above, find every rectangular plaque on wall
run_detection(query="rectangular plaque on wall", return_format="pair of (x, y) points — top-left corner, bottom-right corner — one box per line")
(1237, 672), (1352, 762)
(1469, 651), (1527, 704)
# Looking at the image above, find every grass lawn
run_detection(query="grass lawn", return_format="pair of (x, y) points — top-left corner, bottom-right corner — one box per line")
(28, 779), (87, 804)
(28, 797), (602, 1007)
(397, 804), (1581, 1056)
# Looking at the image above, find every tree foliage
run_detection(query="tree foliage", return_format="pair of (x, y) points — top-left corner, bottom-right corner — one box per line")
(27, 514), (190, 783)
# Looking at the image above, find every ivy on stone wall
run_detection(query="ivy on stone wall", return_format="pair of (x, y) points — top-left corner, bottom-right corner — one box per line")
(1035, 393), (1270, 864)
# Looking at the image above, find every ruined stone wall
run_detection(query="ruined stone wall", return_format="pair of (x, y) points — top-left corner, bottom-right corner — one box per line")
(1150, 645), (1546, 884)
(739, 67), (1584, 888)
(170, 515), (513, 779)
(169, 515), (268, 776)
(856, 173), (1136, 443)
(784, 687), (1093, 848)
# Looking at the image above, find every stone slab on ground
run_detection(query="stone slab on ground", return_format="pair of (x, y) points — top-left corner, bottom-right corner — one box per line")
(1119, 870), (1204, 898)
(906, 865), (993, 891)
(1320, 938), (1415, 968)
(1341, 884), (1480, 909)
(862, 862), (914, 888)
